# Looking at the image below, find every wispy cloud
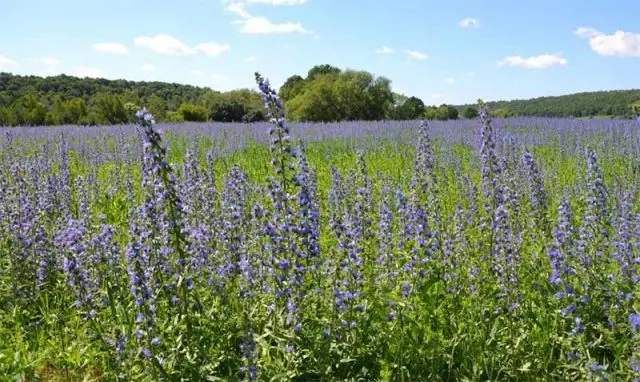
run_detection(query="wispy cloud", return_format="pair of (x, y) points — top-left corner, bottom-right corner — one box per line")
(225, 1), (311, 34)
(0, 55), (18, 68)
(134, 34), (231, 56)
(194, 42), (231, 56)
(190, 69), (204, 76)
(458, 17), (479, 28)
(575, 27), (640, 57)
(92, 42), (129, 54)
(141, 63), (155, 72)
(247, 55), (258, 62)
(236, 17), (310, 34)
(134, 34), (195, 55)
(375, 46), (394, 55)
(445, 77), (456, 84)
(497, 54), (567, 69)
(227, 2), (252, 18)
(405, 50), (428, 60)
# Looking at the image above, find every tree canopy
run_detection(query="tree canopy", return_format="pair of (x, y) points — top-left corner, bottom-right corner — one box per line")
(458, 90), (640, 119)
(1, 69), (639, 126)
(0, 72), (265, 126)
(282, 66), (396, 122)
(462, 106), (479, 119)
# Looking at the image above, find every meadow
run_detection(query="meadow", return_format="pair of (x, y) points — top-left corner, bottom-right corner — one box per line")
(1, 76), (640, 381)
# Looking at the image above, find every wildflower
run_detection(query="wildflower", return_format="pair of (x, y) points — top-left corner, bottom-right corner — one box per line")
(631, 357), (640, 373)
(630, 313), (640, 332)
(478, 101), (502, 212)
(522, 148), (547, 212)
(567, 352), (581, 361)
(571, 317), (585, 335)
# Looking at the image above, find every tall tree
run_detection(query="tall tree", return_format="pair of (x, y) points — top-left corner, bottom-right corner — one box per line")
(392, 96), (426, 120)
(287, 75), (340, 122)
(64, 98), (87, 124)
(462, 106), (479, 119)
(177, 103), (208, 122)
(279, 75), (305, 102)
(306, 64), (341, 81)
(45, 96), (67, 125)
(92, 93), (129, 124)
(147, 94), (168, 122)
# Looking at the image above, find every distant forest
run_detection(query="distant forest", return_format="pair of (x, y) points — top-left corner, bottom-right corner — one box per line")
(1, 68), (639, 126)
(461, 90), (640, 119)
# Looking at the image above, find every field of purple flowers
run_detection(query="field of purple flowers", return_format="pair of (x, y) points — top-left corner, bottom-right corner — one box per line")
(1, 75), (640, 381)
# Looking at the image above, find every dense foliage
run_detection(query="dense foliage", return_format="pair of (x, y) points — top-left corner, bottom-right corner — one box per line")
(280, 65), (396, 122)
(4, 69), (637, 127)
(0, 72), (266, 126)
(424, 104), (459, 121)
(461, 90), (640, 119)
(279, 65), (458, 122)
(1, 71), (640, 380)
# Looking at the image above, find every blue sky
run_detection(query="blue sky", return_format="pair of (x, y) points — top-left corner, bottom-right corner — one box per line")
(1, 0), (639, 104)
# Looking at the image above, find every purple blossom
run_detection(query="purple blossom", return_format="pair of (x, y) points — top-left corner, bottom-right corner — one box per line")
(630, 313), (640, 332)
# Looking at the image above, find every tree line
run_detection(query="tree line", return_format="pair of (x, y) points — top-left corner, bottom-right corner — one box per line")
(278, 64), (464, 122)
(0, 67), (467, 126)
(1, 69), (639, 126)
(0, 72), (266, 126)
(462, 89), (640, 119)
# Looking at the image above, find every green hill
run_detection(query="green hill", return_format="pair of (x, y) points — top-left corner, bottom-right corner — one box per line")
(457, 89), (640, 119)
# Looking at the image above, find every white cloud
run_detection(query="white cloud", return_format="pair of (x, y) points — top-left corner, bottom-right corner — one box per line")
(375, 46), (394, 55)
(236, 16), (310, 34)
(226, 1), (311, 34)
(0, 55), (18, 68)
(75, 66), (102, 78)
(247, 55), (258, 62)
(445, 77), (456, 84)
(134, 34), (196, 55)
(194, 42), (231, 56)
(458, 17), (479, 28)
(92, 42), (129, 55)
(405, 50), (428, 60)
(246, 0), (307, 4)
(574, 27), (640, 57)
(134, 34), (231, 56)
(431, 93), (443, 99)
(141, 63), (155, 72)
(190, 69), (204, 76)
(227, 2), (252, 18)
(574, 27), (600, 39)
(497, 54), (567, 69)
(41, 56), (58, 66)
